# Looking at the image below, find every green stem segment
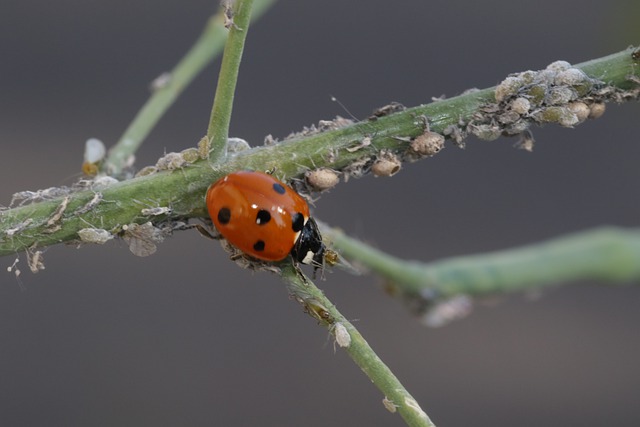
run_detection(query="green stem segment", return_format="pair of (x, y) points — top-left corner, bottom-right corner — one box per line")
(280, 265), (436, 427)
(1, 49), (638, 256)
(324, 226), (640, 298)
(106, 0), (274, 175)
(206, 0), (255, 161)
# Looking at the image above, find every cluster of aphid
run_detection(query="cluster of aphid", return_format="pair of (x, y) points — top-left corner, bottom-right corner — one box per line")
(468, 60), (620, 146)
(11, 54), (636, 290)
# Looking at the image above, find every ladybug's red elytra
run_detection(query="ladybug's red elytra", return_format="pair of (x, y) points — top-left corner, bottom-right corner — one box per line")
(206, 171), (325, 267)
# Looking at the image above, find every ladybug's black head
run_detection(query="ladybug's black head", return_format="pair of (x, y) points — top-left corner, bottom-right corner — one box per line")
(291, 217), (325, 269)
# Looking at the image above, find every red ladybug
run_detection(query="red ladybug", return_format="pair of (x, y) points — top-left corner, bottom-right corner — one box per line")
(206, 171), (325, 267)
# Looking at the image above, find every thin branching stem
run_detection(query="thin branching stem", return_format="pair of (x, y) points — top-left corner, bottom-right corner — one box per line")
(206, 0), (255, 161)
(105, 0), (275, 175)
(280, 264), (435, 427)
(323, 225), (640, 299)
(1, 49), (638, 257)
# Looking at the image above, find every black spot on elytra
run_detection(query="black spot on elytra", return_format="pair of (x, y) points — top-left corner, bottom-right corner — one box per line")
(256, 209), (271, 225)
(291, 212), (305, 232)
(272, 183), (286, 195)
(217, 207), (231, 225)
(253, 240), (265, 252)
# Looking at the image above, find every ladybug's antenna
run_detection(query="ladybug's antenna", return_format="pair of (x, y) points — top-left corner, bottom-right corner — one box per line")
(330, 95), (360, 122)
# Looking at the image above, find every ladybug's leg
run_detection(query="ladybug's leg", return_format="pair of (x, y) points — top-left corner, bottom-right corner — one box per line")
(175, 222), (221, 240)
(290, 259), (313, 285)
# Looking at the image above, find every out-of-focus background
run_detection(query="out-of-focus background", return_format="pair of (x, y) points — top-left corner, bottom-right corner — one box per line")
(1, 1), (639, 426)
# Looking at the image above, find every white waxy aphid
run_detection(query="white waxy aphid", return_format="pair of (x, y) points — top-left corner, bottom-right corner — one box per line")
(78, 228), (114, 245)
(156, 152), (187, 171)
(510, 97), (531, 115)
(84, 138), (107, 164)
(227, 137), (251, 154)
(149, 72), (172, 91)
(91, 176), (119, 190)
(333, 322), (351, 348)
(422, 295), (473, 328)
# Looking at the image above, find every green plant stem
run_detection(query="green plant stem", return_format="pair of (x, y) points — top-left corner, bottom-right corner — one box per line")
(1, 48), (638, 256)
(206, 0), (255, 161)
(323, 225), (640, 298)
(105, 0), (274, 175)
(280, 264), (435, 427)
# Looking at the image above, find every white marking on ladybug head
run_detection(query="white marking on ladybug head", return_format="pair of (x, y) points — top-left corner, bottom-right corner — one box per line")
(301, 250), (315, 265)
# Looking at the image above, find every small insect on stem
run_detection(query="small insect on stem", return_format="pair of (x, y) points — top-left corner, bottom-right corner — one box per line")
(382, 397), (398, 414)
(121, 222), (166, 257)
(77, 228), (114, 245)
(82, 138), (106, 176)
(299, 297), (335, 325)
(332, 322), (351, 349)
(149, 72), (172, 92)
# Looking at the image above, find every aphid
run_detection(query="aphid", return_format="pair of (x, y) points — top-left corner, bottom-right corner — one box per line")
(156, 152), (187, 171)
(421, 295), (473, 328)
(121, 222), (165, 257)
(305, 168), (340, 192)
(299, 297), (334, 324)
(149, 72), (172, 91)
(82, 138), (106, 176)
(333, 322), (351, 348)
(382, 397), (398, 413)
(77, 228), (114, 245)
(197, 136), (211, 159)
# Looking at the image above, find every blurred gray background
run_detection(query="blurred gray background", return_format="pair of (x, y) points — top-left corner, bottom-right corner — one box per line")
(1, 1), (639, 426)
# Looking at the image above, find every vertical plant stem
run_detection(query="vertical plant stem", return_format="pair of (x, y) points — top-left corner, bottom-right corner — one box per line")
(105, 0), (274, 175)
(206, 0), (255, 161)
(281, 265), (436, 427)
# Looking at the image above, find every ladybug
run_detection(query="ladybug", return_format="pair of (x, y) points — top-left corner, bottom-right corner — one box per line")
(206, 171), (325, 267)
